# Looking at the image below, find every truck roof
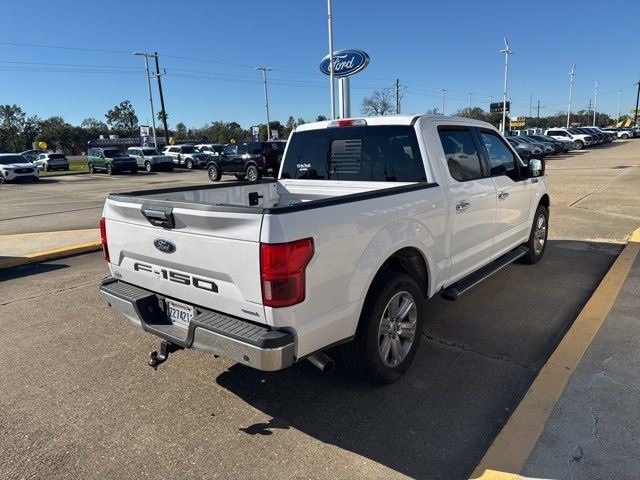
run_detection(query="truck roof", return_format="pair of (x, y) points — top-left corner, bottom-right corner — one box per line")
(295, 114), (496, 132)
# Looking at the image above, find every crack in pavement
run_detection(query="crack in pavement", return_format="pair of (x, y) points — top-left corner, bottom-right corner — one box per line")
(421, 332), (531, 370)
(568, 165), (639, 208)
(0, 278), (103, 306)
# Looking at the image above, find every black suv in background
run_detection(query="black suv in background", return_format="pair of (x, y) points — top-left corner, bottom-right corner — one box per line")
(207, 140), (287, 181)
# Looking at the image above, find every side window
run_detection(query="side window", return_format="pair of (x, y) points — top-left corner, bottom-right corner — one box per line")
(438, 128), (484, 182)
(479, 130), (518, 179)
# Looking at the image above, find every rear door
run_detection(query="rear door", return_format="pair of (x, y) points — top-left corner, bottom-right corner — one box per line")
(104, 196), (267, 323)
(476, 128), (533, 257)
(437, 126), (497, 282)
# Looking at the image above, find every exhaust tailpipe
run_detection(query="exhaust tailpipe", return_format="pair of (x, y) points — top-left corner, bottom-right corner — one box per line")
(307, 352), (335, 373)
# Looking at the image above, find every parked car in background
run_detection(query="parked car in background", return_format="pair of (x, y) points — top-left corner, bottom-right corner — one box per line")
(19, 149), (43, 162)
(589, 127), (616, 142)
(545, 128), (593, 149)
(127, 147), (173, 172)
(515, 136), (554, 156)
(34, 153), (69, 171)
(162, 145), (209, 169)
(602, 128), (633, 139)
(195, 144), (224, 157)
(508, 136), (544, 157)
(207, 140), (287, 181)
(505, 137), (534, 161)
(88, 148), (138, 175)
(528, 135), (571, 153)
(572, 127), (604, 145)
(0, 153), (39, 183)
(577, 127), (609, 143)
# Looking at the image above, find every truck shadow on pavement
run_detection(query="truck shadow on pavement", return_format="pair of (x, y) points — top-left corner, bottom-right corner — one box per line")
(215, 239), (621, 480)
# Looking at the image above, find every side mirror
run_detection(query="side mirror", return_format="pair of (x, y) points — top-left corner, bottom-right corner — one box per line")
(528, 158), (544, 178)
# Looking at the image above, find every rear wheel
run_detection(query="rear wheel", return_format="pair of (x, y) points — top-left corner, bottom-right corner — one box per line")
(574, 140), (584, 150)
(522, 204), (548, 264)
(622, 133), (629, 139)
(246, 165), (260, 181)
(106, 164), (113, 175)
(207, 164), (221, 182)
(145, 161), (152, 172)
(339, 271), (424, 384)
(88, 163), (94, 174)
(0, 175), (5, 184)
(186, 159), (194, 169)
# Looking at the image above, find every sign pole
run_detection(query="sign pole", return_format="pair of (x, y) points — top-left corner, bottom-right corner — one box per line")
(327, 0), (335, 119)
(592, 81), (599, 126)
(566, 64), (576, 128)
(500, 38), (512, 134)
(338, 77), (351, 118)
(255, 67), (272, 140)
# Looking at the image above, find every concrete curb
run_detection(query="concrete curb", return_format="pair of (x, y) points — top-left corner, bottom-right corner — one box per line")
(0, 241), (102, 270)
(469, 227), (640, 480)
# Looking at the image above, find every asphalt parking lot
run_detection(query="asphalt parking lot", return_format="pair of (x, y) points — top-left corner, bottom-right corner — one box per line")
(1, 141), (639, 479)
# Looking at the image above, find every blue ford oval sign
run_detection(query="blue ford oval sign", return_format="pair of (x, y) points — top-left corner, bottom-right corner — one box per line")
(319, 49), (370, 78)
(154, 238), (176, 254)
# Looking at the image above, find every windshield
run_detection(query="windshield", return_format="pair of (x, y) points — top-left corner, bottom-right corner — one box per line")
(180, 146), (196, 153)
(49, 154), (66, 159)
(567, 128), (582, 134)
(104, 149), (126, 157)
(0, 155), (27, 165)
(224, 145), (237, 155)
(141, 148), (159, 155)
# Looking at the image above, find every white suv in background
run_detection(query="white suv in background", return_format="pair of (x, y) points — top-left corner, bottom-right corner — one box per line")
(545, 128), (593, 149)
(0, 153), (40, 184)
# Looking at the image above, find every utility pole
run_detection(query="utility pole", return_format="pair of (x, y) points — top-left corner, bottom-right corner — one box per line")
(500, 37), (513, 134)
(529, 93), (532, 117)
(566, 64), (576, 128)
(468, 91), (473, 109)
(327, 0), (335, 119)
(152, 52), (169, 147)
(617, 89), (622, 125)
(536, 99), (542, 128)
(440, 88), (447, 115)
(592, 81), (599, 126)
(586, 99), (592, 126)
(255, 67), (272, 140)
(634, 80), (640, 127)
(395, 79), (401, 114)
(133, 52), (158, 149)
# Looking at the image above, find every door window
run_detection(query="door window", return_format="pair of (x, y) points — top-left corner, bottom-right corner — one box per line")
(479, 131), (518, 180)
(438, 128), (484, 182)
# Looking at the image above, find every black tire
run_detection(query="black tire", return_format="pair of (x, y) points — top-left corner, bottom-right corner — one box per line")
(106, 164), (113, 175)
(234, 174), (246, 180)
(522, 204), (549, 265)
(145, 161), (152, 172)
(246, 165), (260, 181)
(88, 163), (94, 174)
(622, 134), (629, 139)
(130, 167), (138, 174)
(32, 176), (39, 183)
(207, 164), (221, 182)
(574, 140), (584, 150)
(339, 271), (424, 384)
(166, 164), (174, 172)
(186, 159), (194, 169)
(0, 175), (5, 184)
(44, 164), (49, 172)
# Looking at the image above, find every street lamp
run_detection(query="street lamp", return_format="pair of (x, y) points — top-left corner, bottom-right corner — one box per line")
(468, 91), (473, 109)
(592, 81), (599, 126)
(617, 89), (622, 125)
(133, 52), (158, 149)
(440, 88), (447, 115)
(327, 0), (335, 119)
(500, 37), (512, 134)
(255, 67), (272, 140)
(566, 64), (576, 128)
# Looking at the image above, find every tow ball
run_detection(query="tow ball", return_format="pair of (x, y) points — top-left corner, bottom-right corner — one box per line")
(148, 340), (182, 370)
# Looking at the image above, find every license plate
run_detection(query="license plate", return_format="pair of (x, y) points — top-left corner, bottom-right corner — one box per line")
(165, 299), (194, 328)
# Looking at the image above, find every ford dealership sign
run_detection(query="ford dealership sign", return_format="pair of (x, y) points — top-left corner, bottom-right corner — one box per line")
(320, 49), (370, 78)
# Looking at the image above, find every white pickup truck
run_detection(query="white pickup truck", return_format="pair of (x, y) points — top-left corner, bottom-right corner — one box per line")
(99, 115), (549, 383)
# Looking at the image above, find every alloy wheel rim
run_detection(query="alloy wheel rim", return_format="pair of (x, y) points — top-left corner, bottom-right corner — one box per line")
(209, 166), (218, 179)
(377, 291), (417, 367)
(534, 214), (547, 255)
(248, 168), (257, 180)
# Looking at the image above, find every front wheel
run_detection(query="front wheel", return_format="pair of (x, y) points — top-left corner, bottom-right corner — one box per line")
(574, 140), (584, 150)
(246, 165), (260, 181)
(106, 164), (113, 175)
(88, 163), (94, 174)
(522, 204), (549, 265)
(622, 134), (629, 139)
(339, 271), (424, 384)
(186, 159), (194, 169)
(207, 164), (221, 182)
(32, 176), (39, 183)
(145, 161), (152, 172)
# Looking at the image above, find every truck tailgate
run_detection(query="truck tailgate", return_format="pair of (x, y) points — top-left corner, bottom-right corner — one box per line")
(103, 199), (266, 323)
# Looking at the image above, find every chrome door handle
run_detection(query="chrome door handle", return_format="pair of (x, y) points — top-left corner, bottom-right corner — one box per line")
(455, 201), (470, 212)
(498, 191), (510, 200)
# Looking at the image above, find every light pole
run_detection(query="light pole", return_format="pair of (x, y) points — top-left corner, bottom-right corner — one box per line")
(440, 88), (447, 115)
(592, 81), (599, 126)
(566, 64), (576, 128)
(617, 89), (622, 125)
(133, 52), (158, 149)
(500, 37), (513, 134)
(468, 91), (473, 109)
(255, 67), (272, 140)
(327, 0), (335, 119)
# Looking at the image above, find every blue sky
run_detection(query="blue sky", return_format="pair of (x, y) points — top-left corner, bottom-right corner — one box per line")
(1, 0), (638, 128)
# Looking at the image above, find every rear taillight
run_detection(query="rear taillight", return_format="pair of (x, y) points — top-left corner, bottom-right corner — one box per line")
(99, 217), (110, 263)
(260, 238), (314, 308)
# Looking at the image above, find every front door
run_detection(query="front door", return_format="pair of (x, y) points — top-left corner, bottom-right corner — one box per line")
(476, 129), (534, 257)
(438, 127), (497, 283)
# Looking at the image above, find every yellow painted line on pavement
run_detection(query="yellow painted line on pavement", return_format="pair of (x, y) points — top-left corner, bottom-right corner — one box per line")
(470, 227), (640, 480)
(0, 241), (102, 270)
(0, 228), (99, 238)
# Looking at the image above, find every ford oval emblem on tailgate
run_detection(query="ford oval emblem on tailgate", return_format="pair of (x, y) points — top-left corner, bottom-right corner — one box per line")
(154, 238), (176, 254)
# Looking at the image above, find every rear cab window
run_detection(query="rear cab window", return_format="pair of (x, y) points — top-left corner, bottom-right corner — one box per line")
(438, 127), (484, 182)
(281, 125), (426, 182)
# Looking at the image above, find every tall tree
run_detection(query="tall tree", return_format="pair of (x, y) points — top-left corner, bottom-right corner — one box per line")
(315, 115), (328, 122)
(361, 90), (394, 116)
(105, 100), (138, 136)
(0, 104), (27, 151)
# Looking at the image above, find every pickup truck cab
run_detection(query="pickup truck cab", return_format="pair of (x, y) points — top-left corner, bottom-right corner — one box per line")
(99, 115), (549, 383)
(126, 147), (174, 172)
(88, 148), (138, 175)
(207, 141), (287, 181)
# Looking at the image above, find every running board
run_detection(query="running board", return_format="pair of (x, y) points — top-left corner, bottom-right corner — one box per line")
(441, 246), (529, 301)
